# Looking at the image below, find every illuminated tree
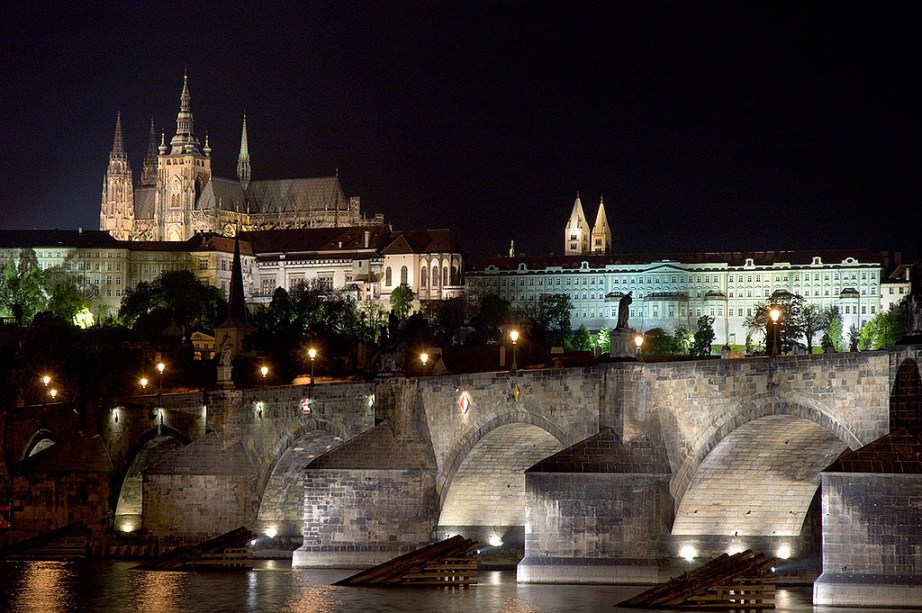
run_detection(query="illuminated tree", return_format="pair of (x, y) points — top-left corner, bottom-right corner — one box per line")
(0, 250), (48, 326)
(389, 284), (415, 324)
(520, 293), (572, 349)
(691, 315), (716, 357)
(799, 304), (825, 354)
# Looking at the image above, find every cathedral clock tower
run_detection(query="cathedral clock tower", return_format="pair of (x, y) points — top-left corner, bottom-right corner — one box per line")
(155, 73), (211, 241)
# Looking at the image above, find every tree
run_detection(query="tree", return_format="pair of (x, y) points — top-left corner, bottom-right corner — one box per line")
(0, 250), (48, 325)
(596, 327), (611, 354)
(48, 282), (93, 326)
(389, 284), (415, 324)
(674, 326), (694, 355)
(857, 304), (905, 350)
(744, 291), (805, 353)
(118, 270), (226, 333)
(823, 306), (843, 352)
(520, 293), (572, 349)
(420, 296), (467, 347)
(467, 293), (512, 346)
(848, 324), (860, 351)
(569, 325), (593, 351)
(691, 316), (716, 357)
(638, 327), (682, 356)
(799, 304), (825, 354)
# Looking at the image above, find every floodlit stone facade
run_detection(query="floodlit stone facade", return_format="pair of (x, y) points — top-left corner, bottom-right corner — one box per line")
(99, 74), (381, 242)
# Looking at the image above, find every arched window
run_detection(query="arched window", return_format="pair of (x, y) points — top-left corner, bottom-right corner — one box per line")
(443, 266), (449, 286)
(432, 265), (439, 287)
(420, 266), (428, 288)
(385, 266), (392, 287)
(452, 265), (460, 285)
(400, 266), (408, 285)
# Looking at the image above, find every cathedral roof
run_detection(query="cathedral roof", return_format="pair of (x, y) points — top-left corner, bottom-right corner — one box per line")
(197, 177), (246, 212)
(134, 186), (156, 220)
(245, 176), (348, 214)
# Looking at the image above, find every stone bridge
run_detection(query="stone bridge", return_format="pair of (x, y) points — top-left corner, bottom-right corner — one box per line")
(3, 346), (919, 583)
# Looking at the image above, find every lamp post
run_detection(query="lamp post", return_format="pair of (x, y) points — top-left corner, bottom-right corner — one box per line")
(140, 377), (149, 393)
(509, 330), (519, 372)
(768, 307), (781, 357)
(420, 352), (429, 374)
(634, 333), (644, 359)
(41, 375), (51, 404)
(260, 365), (269, 386)
(49, 389), (57, 402)
(308, 348), (317, 385)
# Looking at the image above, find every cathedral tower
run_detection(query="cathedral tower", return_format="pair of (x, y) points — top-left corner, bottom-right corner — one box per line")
(564, 193), (590, 255)
(155, 73), (212, 241)
(237, 114), (251, 192)
(99, 112), (135, 240)
(140, 117), (158, 187)
(590, 195), (611, 254)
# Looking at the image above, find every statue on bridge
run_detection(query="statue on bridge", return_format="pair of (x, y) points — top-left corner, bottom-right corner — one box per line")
(616, 291), (633, 330)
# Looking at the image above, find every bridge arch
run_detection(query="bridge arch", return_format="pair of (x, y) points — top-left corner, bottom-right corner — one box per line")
(113, 426), (188, 534)
(252, 420), (346, 551)
(668, 391), (862, 507)
(19, 429), (58, 462)
(436, 411), (568, 566)
(437, 410), (571, 505)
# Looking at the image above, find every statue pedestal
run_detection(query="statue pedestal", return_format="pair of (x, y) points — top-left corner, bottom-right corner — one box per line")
(610, 329), (638, 359)
(217, 364), (234, 389)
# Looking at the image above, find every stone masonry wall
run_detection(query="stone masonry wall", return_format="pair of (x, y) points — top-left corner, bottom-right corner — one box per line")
(293, 469), (436, 568)
(815, 473), (922, 607)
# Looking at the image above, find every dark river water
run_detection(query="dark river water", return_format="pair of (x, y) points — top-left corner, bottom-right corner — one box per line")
(0, 560), (908, 612)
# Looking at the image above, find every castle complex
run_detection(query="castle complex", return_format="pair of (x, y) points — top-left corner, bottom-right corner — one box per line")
(99, 74), (378, 242)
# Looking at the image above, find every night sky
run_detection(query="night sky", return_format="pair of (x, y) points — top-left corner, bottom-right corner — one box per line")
(2, 2), (919, 260)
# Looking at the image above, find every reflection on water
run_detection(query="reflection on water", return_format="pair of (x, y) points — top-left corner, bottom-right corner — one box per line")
(0, 561), (910, 613)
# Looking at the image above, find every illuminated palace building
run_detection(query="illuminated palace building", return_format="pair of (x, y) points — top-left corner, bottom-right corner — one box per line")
(100, 74), (381, 242)
(466, 194), (894, 346)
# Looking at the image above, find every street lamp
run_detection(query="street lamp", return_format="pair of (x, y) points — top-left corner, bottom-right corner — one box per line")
(156, 362), (165, 394)
(420, 352), (429, 369)
(140, 377), (149, 392)
(41, 375), (51, 404)
(768, 307), (781, 356)
(308, 348), (317, 385)
(634, 333), (644, 353)
(509, 329), (519, 372)
(49, 389), (58, 401)
(260, 365), (269, 385)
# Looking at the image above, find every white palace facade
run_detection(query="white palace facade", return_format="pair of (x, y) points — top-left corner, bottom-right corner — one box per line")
(467, 251), (886, 346)
(466, 195), (889, 346)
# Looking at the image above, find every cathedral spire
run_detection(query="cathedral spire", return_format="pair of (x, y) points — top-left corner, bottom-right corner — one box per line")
(170, 72), (201, 154)
(111, 111), (125, 156)
(237, 113), (251, 191)
(140, 116), (158, 186)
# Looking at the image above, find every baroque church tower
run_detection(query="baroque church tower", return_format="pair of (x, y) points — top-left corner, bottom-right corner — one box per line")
(155, 73), (212, 241)
(564, 193), (590, 255)
(99, 112), (135, 240)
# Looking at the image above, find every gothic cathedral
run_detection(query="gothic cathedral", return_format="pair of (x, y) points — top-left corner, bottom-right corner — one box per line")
(100, 74), (375, 241)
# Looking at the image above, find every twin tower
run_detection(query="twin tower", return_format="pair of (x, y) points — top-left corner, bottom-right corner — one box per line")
(564, 193), (611, 255)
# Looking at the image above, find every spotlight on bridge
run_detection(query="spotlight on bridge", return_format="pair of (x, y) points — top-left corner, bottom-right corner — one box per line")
(264, 526), (278, 539)
(776, 544), (791, 560)
(488, 534), (503, 547)
(679, 545), (697, 561)
(121, 523), (135, 533)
